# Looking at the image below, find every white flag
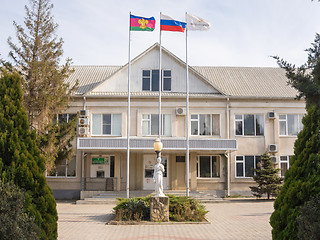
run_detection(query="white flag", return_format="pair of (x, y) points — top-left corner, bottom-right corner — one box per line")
(186, 13), (210, 31)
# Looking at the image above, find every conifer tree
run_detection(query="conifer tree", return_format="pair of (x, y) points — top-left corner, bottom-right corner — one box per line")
(0, 71), (57, 239)
(250, 152), (282, 199)
(270, 34), (320, 240)
(7, 0), (76, 170)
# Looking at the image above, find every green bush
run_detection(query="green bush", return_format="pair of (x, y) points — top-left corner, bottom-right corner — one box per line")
(0, 181), (40, 240)
(113, 195), (208, 222)
(297, 195), (320, 240)
(0, 72), (57, 239)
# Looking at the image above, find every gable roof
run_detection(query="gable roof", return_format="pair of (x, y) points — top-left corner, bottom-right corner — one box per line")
(67, 44), (299, 99)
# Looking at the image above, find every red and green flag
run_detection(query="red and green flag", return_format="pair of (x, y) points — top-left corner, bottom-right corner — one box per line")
(130, 14), (155, 31)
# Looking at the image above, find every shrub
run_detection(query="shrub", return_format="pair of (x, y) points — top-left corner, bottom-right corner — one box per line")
(0, 181), (40, 240)
(113, 195), (208, 222)
(297, 195), (320, 240)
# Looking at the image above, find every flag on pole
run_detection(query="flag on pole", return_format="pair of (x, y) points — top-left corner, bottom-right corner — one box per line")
(130, 14), (156, 31)
(186, 13), (210, 31)
(160, 14), (186, 32)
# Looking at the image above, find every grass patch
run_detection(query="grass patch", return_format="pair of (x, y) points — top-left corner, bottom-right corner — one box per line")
(113, 195), (208, 222)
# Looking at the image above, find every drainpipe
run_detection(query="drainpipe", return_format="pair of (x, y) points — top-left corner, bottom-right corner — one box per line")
(83, 96), (86, 110)
(226, 97), (231, 197)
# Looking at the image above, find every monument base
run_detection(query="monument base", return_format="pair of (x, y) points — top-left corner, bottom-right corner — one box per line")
(150, 196), (169, 222)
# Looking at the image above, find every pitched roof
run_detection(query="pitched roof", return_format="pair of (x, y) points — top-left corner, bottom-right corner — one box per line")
(193, 66), (298, 98)
(68, 65), (121, 95)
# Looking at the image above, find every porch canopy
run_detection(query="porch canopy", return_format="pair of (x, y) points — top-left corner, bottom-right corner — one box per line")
(77, 137), (237, 151)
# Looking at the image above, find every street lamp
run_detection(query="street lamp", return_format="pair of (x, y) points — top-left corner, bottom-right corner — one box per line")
(153, 137), (163, 159)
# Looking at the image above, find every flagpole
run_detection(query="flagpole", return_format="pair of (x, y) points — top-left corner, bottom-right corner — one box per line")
(158, 12), (162, 140)
(185, 12), (190, 197)
(126, 11), (131, 199)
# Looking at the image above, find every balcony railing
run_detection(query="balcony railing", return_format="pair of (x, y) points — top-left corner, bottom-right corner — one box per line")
(77, 137), (237, 151)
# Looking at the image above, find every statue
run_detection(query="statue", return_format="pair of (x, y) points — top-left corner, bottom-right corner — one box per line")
(153, 156), (165, 197)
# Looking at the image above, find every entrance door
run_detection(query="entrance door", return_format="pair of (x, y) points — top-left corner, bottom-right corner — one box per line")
(176, 156), (186, 190)
(143, 155), (168, 190)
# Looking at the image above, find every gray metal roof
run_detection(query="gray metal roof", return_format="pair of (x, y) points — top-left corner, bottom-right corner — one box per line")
(67, 65), (298, 99)
(193, 66), (298, 98)
(68, 65), (121, 95)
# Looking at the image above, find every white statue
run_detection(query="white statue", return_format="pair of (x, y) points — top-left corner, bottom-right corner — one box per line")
(153, 156), (165, 197)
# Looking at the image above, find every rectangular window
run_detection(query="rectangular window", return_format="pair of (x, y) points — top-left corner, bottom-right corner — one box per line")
(57, 113), (77, 124)
(47, 156), (76, 178)
(191, 114), (220, 136)
(235, 155), (261, 178)
(280, 156), (291, 177)
(235, 114), (264, 136)
(197, 156), (220, 178)
(141, 114), (171, 136)
(279, 114), (304, 136)
(92, 114), (122, 136)
(142, 70), (171, 91)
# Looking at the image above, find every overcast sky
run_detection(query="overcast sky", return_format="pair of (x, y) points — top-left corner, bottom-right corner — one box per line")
(1, 0), (320, 67)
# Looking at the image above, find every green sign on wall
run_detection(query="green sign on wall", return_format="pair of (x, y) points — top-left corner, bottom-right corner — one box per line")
(92, 157), (109, 165)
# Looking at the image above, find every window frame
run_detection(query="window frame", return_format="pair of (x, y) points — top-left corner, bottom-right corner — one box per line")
(197, 155), (220, 178)
(141, 113), (172, 136)
(235, 114), (264, 136)
(91, 113), (122, 136)
(191, 114), (221, 136)
(280, 156), (291, 177)
(279, 114), (304, 136)
(46, 156), (77, 178)
(235, 155), (261, 178)
(142, 69), (172, 92)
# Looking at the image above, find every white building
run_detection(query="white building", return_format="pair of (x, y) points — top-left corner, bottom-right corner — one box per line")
(46, 44), (305, 199)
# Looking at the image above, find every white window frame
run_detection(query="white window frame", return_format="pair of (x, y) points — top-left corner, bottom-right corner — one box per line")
(57, 113), (77, 124)
(141, 114), (171, 136)
(91, 113), (122, 136)
(197, 155), (220, 178)
(280, 156), (291, 177)
(235, 114), (264, 136)
(279, 114), (304, 136)
(235, 155), (261, 178)
(191, 114), (220, 136)
(46, 156), (77, 178)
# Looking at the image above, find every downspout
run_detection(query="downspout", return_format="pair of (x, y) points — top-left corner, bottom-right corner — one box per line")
(83, 96), (86, 110)
(226, 97), (231, 197)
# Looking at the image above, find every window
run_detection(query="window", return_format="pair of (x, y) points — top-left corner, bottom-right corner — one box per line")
(235, 114), (264, 136)
(47, 156), (76, 178)
(142, 114), (171, 136)
(142, 70), (171, 91)
(279, 114), (304, 136)
(197, 156), (220, 178)
(235, 155), (261, 177)
(56, 113), (77, 124)
(280, 156), (291, 177)
(191, 114), (220, 136)
(92, 114), (122, 135)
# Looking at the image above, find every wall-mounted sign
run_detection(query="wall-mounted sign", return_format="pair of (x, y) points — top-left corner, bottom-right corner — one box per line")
(92, 157), (109, 165)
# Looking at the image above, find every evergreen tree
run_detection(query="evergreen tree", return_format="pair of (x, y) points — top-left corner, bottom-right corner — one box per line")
(0, 71), (57, 239)
(7, 0), (76, 170)
(270, 34), (320, 239)
(250, 152), (282, 199)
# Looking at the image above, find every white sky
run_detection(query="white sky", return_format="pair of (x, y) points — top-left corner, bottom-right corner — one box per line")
(1, 0), (320, 67)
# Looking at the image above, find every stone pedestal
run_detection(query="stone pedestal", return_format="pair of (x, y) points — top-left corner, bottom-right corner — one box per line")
(150, 196), (169, 222)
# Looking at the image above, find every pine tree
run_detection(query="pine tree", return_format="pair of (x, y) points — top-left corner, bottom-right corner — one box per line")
(250, 152), (282, 199)
(7, 0), (76, 170)
(270, 34), (320, 240)
(0, 71), (57, 239)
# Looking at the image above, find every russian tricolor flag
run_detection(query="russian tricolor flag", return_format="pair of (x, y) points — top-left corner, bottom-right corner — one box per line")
(160, 14), (186, 32)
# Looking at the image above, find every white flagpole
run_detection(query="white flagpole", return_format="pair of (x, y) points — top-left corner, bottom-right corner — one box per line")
(158, 12), (162, 140)
(185, 12), (190, 197)
(126, 12), (131, 199)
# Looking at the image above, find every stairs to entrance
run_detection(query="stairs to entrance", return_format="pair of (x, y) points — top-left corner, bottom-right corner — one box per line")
(76, 190), (225, 204)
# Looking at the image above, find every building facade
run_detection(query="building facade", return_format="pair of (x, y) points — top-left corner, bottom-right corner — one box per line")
(46, 44), (305, 199)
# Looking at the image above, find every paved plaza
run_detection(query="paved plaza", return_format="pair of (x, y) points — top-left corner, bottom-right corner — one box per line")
(57, 200), (273, 240)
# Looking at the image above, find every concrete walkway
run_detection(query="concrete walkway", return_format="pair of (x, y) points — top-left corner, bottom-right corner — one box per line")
(57, 200), (273, 240)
